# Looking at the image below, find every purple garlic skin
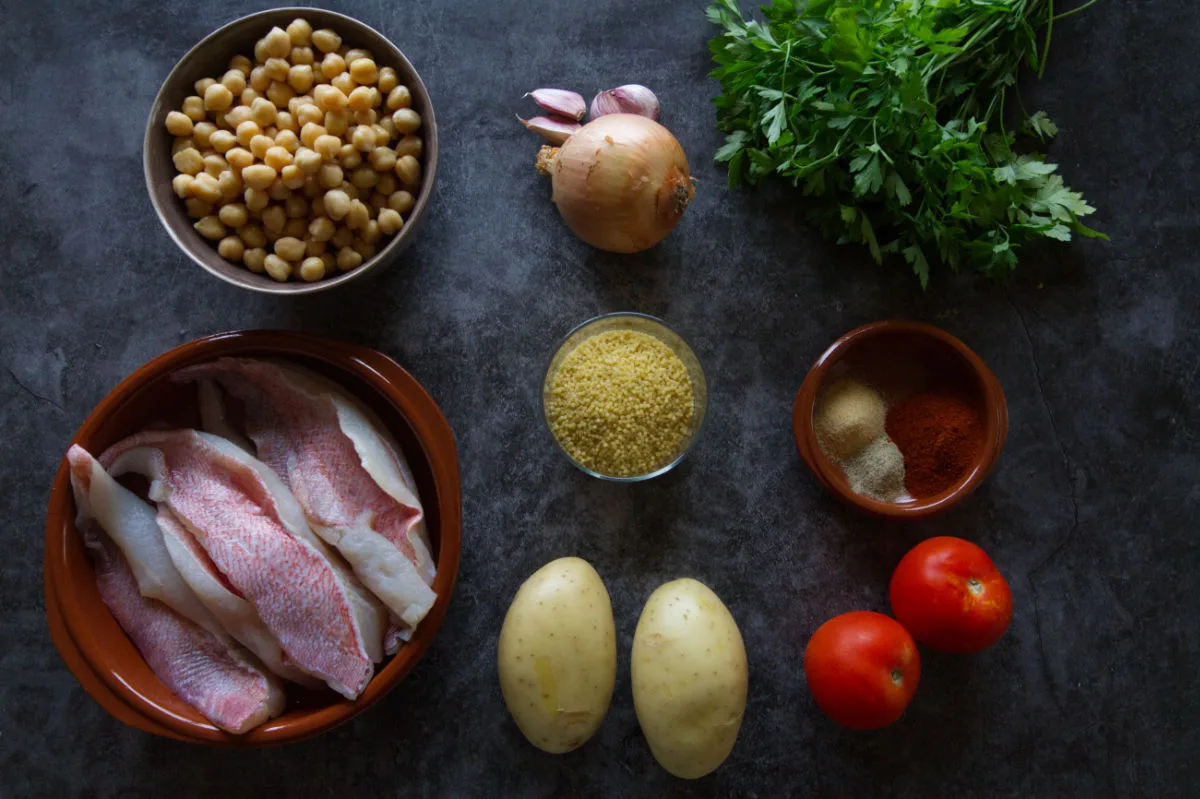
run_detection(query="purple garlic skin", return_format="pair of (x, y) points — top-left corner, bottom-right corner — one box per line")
(518, 115), (581, 145)
(525, 89), (586, 122)
(589, 85), (660, 121)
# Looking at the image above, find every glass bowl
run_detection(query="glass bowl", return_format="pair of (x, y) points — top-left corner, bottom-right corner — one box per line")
(542, 312), (707, 482)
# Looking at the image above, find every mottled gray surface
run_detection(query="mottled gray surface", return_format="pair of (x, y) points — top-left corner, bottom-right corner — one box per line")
(1, 0), (1197, 796)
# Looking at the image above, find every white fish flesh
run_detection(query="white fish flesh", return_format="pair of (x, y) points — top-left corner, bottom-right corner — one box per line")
(77, 516), (284, 733)
(176, 358), (437, 651)
(102, 429), (386, 699)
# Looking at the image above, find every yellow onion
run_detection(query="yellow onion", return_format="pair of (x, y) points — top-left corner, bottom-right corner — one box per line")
(535, 114), (694, 254)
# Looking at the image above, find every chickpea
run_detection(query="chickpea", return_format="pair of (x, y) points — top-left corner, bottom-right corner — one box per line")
(309, 216), (335, 241)
(226, 147), (254, 171)
(228, 53), (253, 76)
(394, 154), (421, 186)
(344, 199), (370, 230)
(195, 77), (217, 95)
(386, 85), (412, 111)
(323, 189), (351, 220)
(336, 246), (363, 272)
(338, 181), (360, 200)
(260, 58), (287, 84)
(194, 215), (226, 240)
(218, 235), (246, 261)
(290, 46), (314, 66)
(242, 164), (278, 191)
(165, 111), (194, 136)
(297, 255), (325, 281)
(320, 251), (337, 272)
(311, 29), (341, 54)
(287, 64), (314, 94)
(284, 194), (309, 219)
(276, 111), (297, 132)
(244, 186), (271, 212)
(368, 147), (397, 172)
(286, 18), (312, 45)
(324, 110), (349, 137)
(249, 134), (274, 160)
(318, 163), (344, 188)
(294, 147), (322, 174)
(209, 129), (237, 153)
(331, 72), (356, 96)
(248, 97), (277, 127)
(331, 226), (354, 249)
(172, 137), (196, 156)
(305, 236), (327, 257)
(347, 86), (375, 113)
(254, 38), (270, 64)
(218, 169), (243, 201)
(182, 95), (206, 122)
(249, 66), (270, 92)
(172, 174), (194, 198)
(395, 135), (422, 160)
(283, 217), (307, 238)
(264, 226), (281, 243)
(310, 193), (326, 217)
(349, 125), (374, 153)
(295, 122), (321, 149)
(192, 121), (217, 149)
(377, 67), (398, 94)
(320, 52), (346, 80)
(352, 108), (378, 126)
(264, 253), (292, 282)
(304, 177), (323, 199)
(202, 155), (228, 179)
(376, 173), (397, 196)
(225, 105), (253, 130)
(241, 87), (261, 106)
(280, 163), (306, 190)
(261, 204), (287, 233)
(344, 48), (372, 64)
(391, 108), (421, 134)
(370, 123), (390, 147)
(239, 224), (267, 248)
(243, 247), (267, 273)
(274, 236), (306, 262)
(351, 166), (380, 190)
(388, 190), (415, 214)
(351, 238), (376, 260)
(221, 69), (247, 97)
(186, 198), (213, 218)
(267, 81), (296, 109)
(377, 208), (403, 235)
(219, 203), (249, 228)
(173, 147), (204, 175)
(269, 179), (292, 201)
(189, 172), (220, 203)
(261, 146), (291, 171)
(296, 103), (324, 127)
(347, 58), (379, 86)
(368, 192), (387, 214)
(313, 84), (348, 112)
(235, 120), (261, 148)
(204, 83), (234, 112)
(263, 27), (292, 59)
(361, 219), (382, 245)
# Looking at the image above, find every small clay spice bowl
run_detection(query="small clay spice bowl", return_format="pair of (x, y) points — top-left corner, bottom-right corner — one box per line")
(793, 320), (1007, 520)
(543, 312), (707, 481)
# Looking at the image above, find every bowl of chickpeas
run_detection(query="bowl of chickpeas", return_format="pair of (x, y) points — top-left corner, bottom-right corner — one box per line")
(145, 8), (437, 293)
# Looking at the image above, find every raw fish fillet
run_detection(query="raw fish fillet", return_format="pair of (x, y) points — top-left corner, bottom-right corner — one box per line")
(156, 507), (318, 687)
(66, 445), (221, 636)
(78, 518), (284, 733)
(102, 429), (385, 699)
(176, 358), (437, 651)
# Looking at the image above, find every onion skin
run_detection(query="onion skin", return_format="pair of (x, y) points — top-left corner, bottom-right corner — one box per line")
(538, 114), (694, 254)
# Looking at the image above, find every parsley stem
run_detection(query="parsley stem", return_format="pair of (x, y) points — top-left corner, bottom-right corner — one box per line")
(1053, 0), (1099, 22)
(1039, 0), (1054, 79)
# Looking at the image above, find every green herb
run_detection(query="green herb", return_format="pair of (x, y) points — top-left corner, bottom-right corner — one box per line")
(706, 0), (1105, 287)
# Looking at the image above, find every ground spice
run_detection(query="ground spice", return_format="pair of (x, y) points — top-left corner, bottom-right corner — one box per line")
(546, 329), (693, 476)
(885, 388), (985, 497)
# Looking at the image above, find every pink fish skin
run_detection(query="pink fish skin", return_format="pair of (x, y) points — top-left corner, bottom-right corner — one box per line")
(101, 429), (380, 700)
(81, 520), (284, 734)
(174, 358), (437, 650)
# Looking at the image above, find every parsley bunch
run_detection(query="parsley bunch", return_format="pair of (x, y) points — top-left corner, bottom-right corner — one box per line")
(707, 0), (1104, 286)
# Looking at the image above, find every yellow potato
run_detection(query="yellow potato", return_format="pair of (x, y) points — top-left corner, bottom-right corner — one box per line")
(497, 557), (616, 753)
(631, 578), (748, 779)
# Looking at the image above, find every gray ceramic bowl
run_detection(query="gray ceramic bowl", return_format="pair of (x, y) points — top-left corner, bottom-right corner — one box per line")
(144, 8), (438, 295)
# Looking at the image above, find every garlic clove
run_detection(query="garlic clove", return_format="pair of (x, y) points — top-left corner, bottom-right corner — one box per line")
(525, 88), (587, 122)
(518, 115), (581, 145)
(589, 84), (660, 121)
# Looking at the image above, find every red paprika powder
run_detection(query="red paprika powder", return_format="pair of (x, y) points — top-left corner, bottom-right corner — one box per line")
(885, 388), (984, 497)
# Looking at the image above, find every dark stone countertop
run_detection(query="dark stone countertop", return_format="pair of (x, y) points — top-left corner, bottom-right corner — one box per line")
(2, 1), (1197, 796)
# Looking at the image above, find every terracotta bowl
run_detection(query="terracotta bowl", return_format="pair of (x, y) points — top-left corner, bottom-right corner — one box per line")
(44, 331), (461, 745)
(145, 8), (438, 294)
(793, 320), (1007, 520)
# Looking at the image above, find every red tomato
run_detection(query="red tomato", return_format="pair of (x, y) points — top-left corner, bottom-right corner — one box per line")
(889, 537), (1013, 653)
(803, 611), (920, 730)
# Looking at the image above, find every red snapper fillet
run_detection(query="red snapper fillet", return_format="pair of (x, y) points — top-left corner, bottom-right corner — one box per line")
(101, 429), (385, 700)
(68, 484), (284, 733)
(175, 358), (437, 651)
